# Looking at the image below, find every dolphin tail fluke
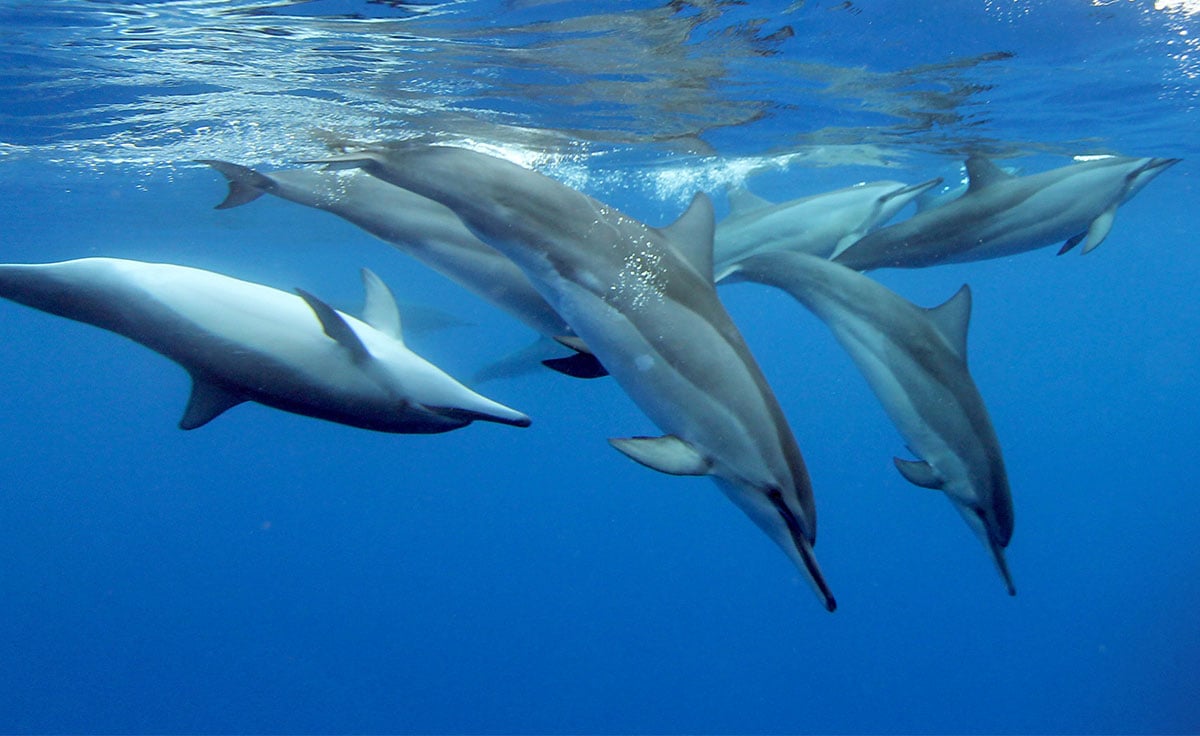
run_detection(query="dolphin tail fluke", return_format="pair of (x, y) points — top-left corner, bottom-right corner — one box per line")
(195, 159), (270, 209)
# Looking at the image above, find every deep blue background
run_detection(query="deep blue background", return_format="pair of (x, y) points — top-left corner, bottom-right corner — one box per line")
(1, 1), (1198, 733)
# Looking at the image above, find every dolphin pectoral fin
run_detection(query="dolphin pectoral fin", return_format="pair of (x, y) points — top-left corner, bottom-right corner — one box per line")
(359, 268), (403, 341)
(609, 435), (712, 476)
(195, 159), (269, 209)
(1058, 232), (1086, 255)
(1081, 204), (1117, 254)
(893, 457), (944, 490)
(295, 288), (371, 364)
(179, 377), (246, 430)
(552, 335), (591, 355)
(541, 352), (608, 379)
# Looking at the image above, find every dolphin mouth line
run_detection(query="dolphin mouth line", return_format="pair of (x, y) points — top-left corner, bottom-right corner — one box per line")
(766, 487), (837, 612)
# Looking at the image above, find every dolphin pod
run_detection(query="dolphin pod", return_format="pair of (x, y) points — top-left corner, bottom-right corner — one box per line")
(197, 160), (606, 380)
(726, 253), (1015, 595)
(305, 145), (839, 611)
(0, 258), (531, 433)
(3, 146), (1179, 611)
(833, 155), (1180, 270)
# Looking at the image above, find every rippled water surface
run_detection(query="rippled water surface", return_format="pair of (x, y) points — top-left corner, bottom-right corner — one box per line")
(1, 1), (1198, 733)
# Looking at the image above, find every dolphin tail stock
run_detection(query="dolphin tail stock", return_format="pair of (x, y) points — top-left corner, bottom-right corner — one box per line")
(195, 159), (273, 209)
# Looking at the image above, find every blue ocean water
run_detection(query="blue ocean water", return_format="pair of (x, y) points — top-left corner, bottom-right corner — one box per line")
(1, 0), (1198, 733)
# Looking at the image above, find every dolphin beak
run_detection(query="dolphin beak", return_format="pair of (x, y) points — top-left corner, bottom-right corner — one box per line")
(766, 488), (837, 612)
(794, 532), (839, 612)
(890, 176), (944, 200)
(988, 536), (1017, 596)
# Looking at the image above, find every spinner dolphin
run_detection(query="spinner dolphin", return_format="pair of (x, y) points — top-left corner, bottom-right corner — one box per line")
(0, 257), (530, 433)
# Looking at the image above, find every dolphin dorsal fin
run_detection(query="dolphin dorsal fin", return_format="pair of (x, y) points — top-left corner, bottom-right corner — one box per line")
(359, 268), (403, 341)
(965, 156), (1015, 193)
(296, 288), (372, 364)
(609, 435), (712, 476)
(728, 187), (773, 215)
(924, 284), (972, 363)
(179, 376), (245, 430)
(661, 193), (716, 283)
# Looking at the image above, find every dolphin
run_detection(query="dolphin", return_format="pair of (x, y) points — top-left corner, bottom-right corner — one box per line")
(833, 155), (1180, 270)
(311, 144), (837, 611)
(727, 252), (1015, 595)
(197, 160), (605, 379)
(712, 178), (941, 281)
(0, 257), (530, 433)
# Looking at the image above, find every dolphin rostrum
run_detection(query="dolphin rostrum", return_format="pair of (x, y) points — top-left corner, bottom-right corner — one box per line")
(833, 155), (1179, 270)
(713, 178), (941, 281)
(313, 145), (837, 611)
(728, 252), (1015, 594)
(198, 160), (605, 379)
(0, 257), (531, 433)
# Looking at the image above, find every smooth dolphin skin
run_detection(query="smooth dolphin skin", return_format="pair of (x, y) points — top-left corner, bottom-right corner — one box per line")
(0, 258), (531, 433)
(314, 144), (838, 611)
(198, 160), (605, 379)
(728, 252), (1016, 595)
(833, 155), (1180, 270)
(712, 178), (941, 282)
